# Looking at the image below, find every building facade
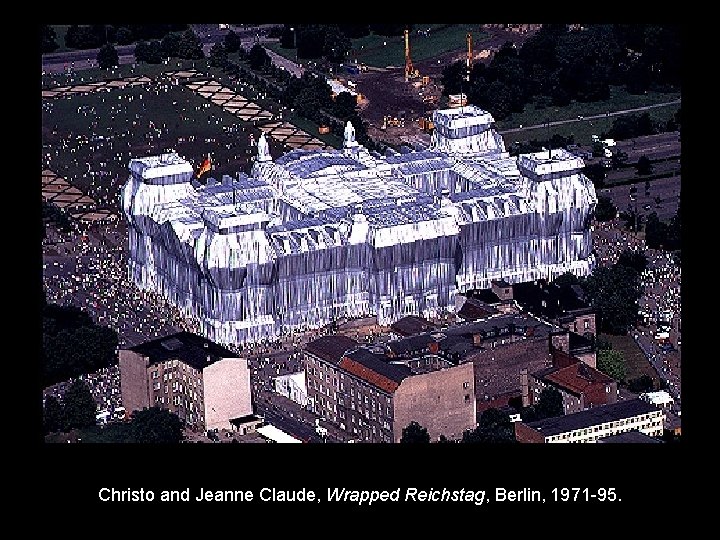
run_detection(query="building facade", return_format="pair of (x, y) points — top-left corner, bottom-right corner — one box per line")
(123, 106), (596, 345)
(515, 399), (664, 443)
(303, 335), (476, 442)
(119, 332), (252, 431)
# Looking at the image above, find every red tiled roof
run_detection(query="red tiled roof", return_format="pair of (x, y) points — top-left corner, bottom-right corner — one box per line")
(338, 357), (400, 394)
(544, 362), (613, 396)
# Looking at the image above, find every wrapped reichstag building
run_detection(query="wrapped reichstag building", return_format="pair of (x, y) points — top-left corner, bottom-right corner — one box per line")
(122, 106), (597, 344)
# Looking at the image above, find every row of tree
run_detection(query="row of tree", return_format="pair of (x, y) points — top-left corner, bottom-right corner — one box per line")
(277, 24), (414, 60)
(43, 301), (118, 386)
(41, 24), (189, 53)
(442, 25), (680, 121)
(604, 110), (680, 141)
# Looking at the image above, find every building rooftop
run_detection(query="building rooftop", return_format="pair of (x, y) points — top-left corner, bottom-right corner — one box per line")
(129, 331), (238, 370)
(525, 399), (660, 437)
(344, 348), (411, 384)
(533, 362), (614, 397)
(390, 315), (436, 337)
(513, 280), (592, 320)
(306, 335), (359, 365)
(229, 414), (263, 426)
(456, 297), (500, 321)
(597, 430), (662, 444)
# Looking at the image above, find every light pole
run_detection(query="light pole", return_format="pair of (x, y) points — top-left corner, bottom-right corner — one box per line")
(291, 27), (297, 63)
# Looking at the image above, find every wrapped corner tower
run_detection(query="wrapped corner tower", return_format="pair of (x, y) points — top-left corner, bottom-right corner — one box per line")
(123, 107), (596, 344)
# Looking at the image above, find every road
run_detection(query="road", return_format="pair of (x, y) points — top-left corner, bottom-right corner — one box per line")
(263, 46), (305, 78)
(499, 100), (682, 135)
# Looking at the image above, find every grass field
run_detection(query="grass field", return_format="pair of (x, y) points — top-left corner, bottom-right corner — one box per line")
(42, 82), (264, 206)
(501, 103), (680, 147)
(287, 113), (343, 148)
(352, 25), (479, 68)
(496, 87), (681, 131)
(42, 60), (200, 89)
(600, 334), (660, 385)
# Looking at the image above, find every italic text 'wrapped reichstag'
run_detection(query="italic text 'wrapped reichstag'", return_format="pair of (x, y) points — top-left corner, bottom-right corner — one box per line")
(122, 106), (597, 344)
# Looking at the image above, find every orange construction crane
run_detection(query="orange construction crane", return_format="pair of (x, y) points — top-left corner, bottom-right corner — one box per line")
(404, 28), (414, 82)
(466, 32), (473, 81)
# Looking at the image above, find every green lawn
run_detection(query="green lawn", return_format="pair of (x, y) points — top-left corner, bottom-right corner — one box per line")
(351, 25), (480, 68)
(496, 86), (681, 131)
(600, 334), (660, 385)
(287, 112), (343, 148)
(502, 103), (680, 147)
(42, 59), (201, 89)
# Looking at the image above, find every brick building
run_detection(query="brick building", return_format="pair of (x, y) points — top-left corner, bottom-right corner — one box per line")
(515, 399), (664, 443)
(304, 336), (475, 442)
(522, 361), (617, 413)
(119, 332), (252, 431)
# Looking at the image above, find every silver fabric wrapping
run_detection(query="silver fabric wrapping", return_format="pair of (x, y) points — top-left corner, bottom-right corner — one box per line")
(122, 108), (596, 345)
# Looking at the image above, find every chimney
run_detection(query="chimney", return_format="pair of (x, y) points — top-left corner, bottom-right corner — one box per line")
(520, 368), (530, 407)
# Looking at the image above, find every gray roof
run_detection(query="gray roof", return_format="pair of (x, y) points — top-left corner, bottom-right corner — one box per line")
(525, 399), (661, 437)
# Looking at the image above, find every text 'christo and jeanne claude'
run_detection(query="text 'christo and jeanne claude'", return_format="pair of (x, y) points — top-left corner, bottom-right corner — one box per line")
(98, 487), (545, 505)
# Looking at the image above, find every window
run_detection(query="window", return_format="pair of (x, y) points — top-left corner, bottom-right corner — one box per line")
(153, 382), (160, 391)
(463, 381), (470, 389)
(465, 394), (471, 403)
(584, 320), (590, 330)
(152, 371), (158, 379)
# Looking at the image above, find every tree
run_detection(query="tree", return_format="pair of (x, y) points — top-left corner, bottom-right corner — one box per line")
(583, 263), (642, 334)
(177, 29), (204, 60)
(63, 381), (97, 430)
(400, 421), (430, 443)
(42, 25), (59, 53)
(128, 408), (184, 443)
(323, 25), (351, 63)
(628, 375), (655, 393)
(594, 195), (617, 222)
(97, 43), (119, 70)
(636, 155), (653, 175)
(43, 302), (119, 386)
(369, 24), (411, 36)
(65, 25), (102, 50)
(333, 92), (358, 120)
(617, 250), (648, 274)
(644, 212), (669, 250)
(209, 42), (228, 68)
(535, 387), (564, 419)
(223, 30), (241, 53)
(597, 349), (627, 381)
(462, 408), (515, 443)
(116, 27), (134, 45)
(248, 43), (270, 70)
(160, 32), (181, 58)
(43, 396), (66, 434)
(553, 272), (580, 288)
